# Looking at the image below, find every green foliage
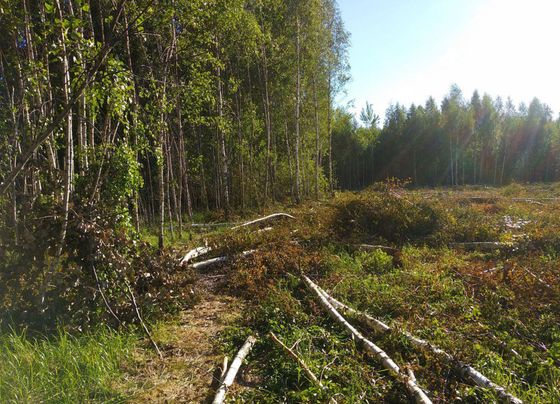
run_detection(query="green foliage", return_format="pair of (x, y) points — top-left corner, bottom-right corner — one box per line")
(334, 185), (442, 243)
(0, 327), (135, 403)
(333, 86), (560, 189)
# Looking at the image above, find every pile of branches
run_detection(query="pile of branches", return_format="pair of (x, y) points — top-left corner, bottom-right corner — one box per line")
(0, 203), (197, 332)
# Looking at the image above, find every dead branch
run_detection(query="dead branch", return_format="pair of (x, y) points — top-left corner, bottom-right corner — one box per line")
(220, 356), (229, 382)
(269, 331), (321, 386)
(312, 279), (523, 404)
(303, 275), (432, 404)
(521, 267), (552, 289)
(231, 213), (295, 230)
(125, 279), (163, 360)
(92, 265), (122, 326)
(212, 335), (257, 404)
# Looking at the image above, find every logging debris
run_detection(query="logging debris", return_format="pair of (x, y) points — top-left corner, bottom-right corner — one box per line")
(212, 335), (257, 404)
(231, 213), (295, 229)
(310, 278), (524, 404)
(303, 275), (433, 404)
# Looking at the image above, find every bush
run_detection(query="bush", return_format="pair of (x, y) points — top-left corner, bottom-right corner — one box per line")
(0, 204), (198, 331)
(333, 187), (442, 244)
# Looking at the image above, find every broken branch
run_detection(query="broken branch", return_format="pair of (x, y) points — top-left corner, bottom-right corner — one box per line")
(269, 331), (321, 386)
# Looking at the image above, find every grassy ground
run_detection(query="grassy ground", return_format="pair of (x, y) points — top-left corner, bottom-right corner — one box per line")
(2, 183), (559, 403)
(202, 182), (560, 402)
(0, 327), (137, 403)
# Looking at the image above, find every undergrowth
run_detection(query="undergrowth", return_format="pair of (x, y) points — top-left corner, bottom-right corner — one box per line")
(213, 182), (560, 402)
(0, 327), (136, 403)
(3, 182), (560, 402)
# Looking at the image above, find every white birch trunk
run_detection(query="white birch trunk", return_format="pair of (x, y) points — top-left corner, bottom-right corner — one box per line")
(212, 335), (257, 404)
(303, 276), (432, 404)
(311, 278), (523, 404)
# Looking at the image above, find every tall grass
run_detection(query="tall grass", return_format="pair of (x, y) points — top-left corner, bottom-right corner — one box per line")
(0, 327), (136, 403)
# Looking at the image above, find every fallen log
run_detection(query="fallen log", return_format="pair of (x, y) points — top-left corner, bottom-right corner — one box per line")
(355, 244), (399, 254)
(231, 213), (295, 230)
(257, 226), (274, 234)
(192, 256), (228, 270)
(180, 246), (212, 265)
(311, 279), (523, 404)
(190, 222), (237, 228)
(303, 275), (432, 404)
(212, 335), (257, 404)
(191, 250), (256, 271)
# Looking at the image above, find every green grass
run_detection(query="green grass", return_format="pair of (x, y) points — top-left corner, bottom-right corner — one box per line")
(0, 327), (136, 403)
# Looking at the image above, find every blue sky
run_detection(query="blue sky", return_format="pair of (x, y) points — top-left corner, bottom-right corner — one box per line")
(337, 0), (560, 122)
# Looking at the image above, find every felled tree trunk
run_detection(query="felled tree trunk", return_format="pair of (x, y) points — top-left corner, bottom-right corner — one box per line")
(180, 246), (212, 265)
(190, 250), (256, 271)
(232, 213), (295, 229)
(212, 335), (256, 404)
(312, 279), (523, 404)
(303, 276), (432, 404)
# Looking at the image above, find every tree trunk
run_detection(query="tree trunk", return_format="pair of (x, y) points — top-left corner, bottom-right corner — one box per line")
(294, 16), (302, 203)
(212, 336), (257, 404)
(124, 7), (141, 232)
(313, 76), (320, 199)
(261, 40), (273, 201)
(304, 276), (433, 404)
(215, 47), (230, 219)
(40, 0), (74, 305)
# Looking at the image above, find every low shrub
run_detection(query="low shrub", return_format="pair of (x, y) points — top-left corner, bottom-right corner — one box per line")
(333, 187), (442, 244)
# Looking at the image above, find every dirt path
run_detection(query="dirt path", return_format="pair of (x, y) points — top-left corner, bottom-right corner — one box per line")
(127, 267), (246, 403)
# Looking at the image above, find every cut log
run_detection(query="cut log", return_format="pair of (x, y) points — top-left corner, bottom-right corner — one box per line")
(190, 222), (237, 228)
(257, 226), (274, 233)
(212, 335), (257, 404)
(311, 279), (523, 404)
(191, 250), (256, 270)
(303, 276), (432, 404)
(314, 284), (389, 334)
(449, 242), (514, 252)
(180, 246), (212, 265)
(231, 213), (295, 230)
(269, 331), (321, 386)
(192, 256), (228, 270)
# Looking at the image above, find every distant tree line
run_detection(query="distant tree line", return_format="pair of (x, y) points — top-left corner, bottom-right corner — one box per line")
(333, 85), (560, 189)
